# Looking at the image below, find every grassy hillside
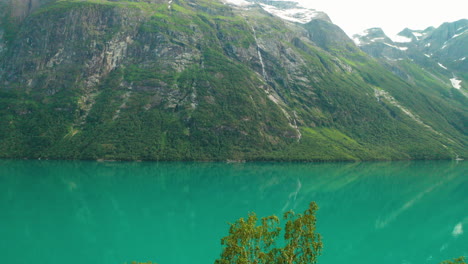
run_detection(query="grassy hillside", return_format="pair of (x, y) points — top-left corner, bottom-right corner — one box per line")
(0, 0), (466, 161)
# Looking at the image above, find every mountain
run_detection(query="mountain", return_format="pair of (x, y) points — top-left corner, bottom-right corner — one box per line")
(353, 20), (467, 95)
(0, 0), (466, 161)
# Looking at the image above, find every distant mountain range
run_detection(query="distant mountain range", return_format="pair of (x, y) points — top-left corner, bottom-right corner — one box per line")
(0, 0), (466, 161)
(353, 19), (467, 95)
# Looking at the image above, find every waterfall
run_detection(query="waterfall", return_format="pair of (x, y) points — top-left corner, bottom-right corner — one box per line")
(292, 111), (302, 141)
(244, 17), (302, 142)
(246, 21), (268, 80)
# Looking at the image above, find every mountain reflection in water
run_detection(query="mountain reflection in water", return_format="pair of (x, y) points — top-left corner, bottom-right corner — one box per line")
(0, 160), (466, 264)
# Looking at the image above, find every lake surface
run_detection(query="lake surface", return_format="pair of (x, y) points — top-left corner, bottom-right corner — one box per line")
(0, 160), (466, 264)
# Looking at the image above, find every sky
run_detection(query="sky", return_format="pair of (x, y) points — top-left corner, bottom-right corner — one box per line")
(295, 0), (468, 37)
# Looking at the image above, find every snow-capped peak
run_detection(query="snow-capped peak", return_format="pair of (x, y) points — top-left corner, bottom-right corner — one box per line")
(259, 3), (323, 24)
(222, 0), (329, 24)
(352, 28), (390, 46)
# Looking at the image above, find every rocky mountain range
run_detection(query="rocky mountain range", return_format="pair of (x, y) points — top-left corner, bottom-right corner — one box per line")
(0, 0), (466, 161)
(353, 19), (467, 94)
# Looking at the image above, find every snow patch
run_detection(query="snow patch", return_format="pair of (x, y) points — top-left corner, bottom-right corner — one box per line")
(384, 42), (399, 49)
(450, 78), (462, 89)
(412, 32), (424, 40)
(353, 36), (362, 46)
(425, 43), (431, 47)
(357, 29), (370, 36)
(259, 3), (320, 24)
(438, 63), (448, 70)
(459, 57), (466, 61)
(392, 35), (412, 43)
(383, 42), (408, 51)
(424, 54), (431, 58)
(384, 56), (404, 61)
(370, 37), (385, 42)
(223, 0), (251, 6)
(451, 30), (466, 39)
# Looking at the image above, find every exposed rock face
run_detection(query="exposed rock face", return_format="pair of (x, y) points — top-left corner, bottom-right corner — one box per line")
(0, 0), (54, 20)
(420, 20), (468, 72)
(0, 0), (466, 161)
(304, 19), (356, 52)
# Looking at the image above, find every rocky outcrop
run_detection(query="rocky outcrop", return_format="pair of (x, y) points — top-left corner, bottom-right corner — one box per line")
(0, 0), (56, 21)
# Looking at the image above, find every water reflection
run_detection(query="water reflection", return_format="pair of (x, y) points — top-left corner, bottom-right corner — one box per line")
(0, 160), (466, 264)
(453, 223), (464, 237)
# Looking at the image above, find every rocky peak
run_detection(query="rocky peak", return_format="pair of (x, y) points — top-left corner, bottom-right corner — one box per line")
(354, 19), (467, 95)
(420, 19), (467, 51)
(352, 28), (393, 46)
(352, 28), (410, 61)
(393, 28), (419, 43)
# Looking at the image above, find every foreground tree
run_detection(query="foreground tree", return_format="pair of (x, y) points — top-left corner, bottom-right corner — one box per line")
(215, 202), (322, 264)
(440, 257), (466, 264)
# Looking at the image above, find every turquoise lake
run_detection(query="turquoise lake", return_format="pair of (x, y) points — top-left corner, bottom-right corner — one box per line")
(0, 160), (466, 264)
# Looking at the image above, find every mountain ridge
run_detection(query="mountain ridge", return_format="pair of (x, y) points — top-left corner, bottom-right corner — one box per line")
(353, 19), (467, 94)
(0, 0), (466, 161)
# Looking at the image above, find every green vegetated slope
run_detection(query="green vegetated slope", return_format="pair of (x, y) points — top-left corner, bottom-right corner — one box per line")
(0, 0), (466, 161)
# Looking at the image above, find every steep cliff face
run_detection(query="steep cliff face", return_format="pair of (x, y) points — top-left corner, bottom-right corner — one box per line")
(419, 20), (468, 73)
(0, 0), (56, 56)
(0, 0), (55, 20)
(0, 0), (466, 161)
(0, 22), (4, 54)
